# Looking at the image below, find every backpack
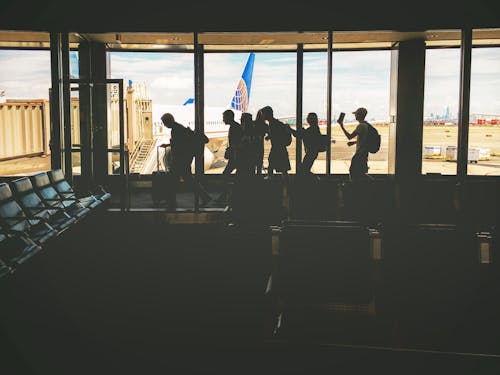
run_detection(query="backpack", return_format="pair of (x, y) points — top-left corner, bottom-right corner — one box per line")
(185, 126), (209, 157)
(283, 124), (292, 146)
(366, 122), (381, 154)
(317, 135), (329, 152)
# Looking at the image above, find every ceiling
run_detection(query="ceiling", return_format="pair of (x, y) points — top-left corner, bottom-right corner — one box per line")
(1, 29), (500, 50)
(0, 0), (499, 33)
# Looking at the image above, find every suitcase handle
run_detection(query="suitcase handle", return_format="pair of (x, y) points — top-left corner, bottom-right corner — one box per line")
(157, 146), (161, 172)
(157, 144), (171, 172)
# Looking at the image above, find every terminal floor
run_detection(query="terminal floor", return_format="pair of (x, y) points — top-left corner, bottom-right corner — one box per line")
(1, 212), (500, 374)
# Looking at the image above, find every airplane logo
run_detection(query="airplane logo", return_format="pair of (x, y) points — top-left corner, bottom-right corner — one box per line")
(230, 52), (255, 112)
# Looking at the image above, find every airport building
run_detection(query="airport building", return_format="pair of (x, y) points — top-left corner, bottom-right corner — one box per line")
(0, 1), (500, 373)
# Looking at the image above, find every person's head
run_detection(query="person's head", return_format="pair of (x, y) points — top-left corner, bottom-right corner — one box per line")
(352, 107), (367, 121)
(241, 112), (253, 128)
(255, 108), (264, 122)
(161, 113), (175, 128)
(307, 112), (318, 126)
(261, 106), (273, 121)
(222, 109), (235, 124)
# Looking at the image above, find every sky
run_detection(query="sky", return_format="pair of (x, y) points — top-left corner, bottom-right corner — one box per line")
(1, 48), (500, 124)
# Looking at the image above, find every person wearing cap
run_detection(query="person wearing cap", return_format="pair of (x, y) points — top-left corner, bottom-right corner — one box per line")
(337, 107), (372, 182)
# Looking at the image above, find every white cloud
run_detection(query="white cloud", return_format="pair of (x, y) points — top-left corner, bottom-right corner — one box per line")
(0, 50), (51, 99)
(1, 47), (499, 124)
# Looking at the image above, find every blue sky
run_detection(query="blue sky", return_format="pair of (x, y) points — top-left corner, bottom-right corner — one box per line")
(1, 48), (499, 123)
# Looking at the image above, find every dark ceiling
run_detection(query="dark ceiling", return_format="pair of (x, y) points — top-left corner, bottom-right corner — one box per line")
(1, 0), (500, 32)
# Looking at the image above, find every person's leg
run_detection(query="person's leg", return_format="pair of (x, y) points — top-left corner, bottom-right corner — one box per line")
(302, 150), (318, 174)
(181, 169), (211, 205)
(167, 168), (180, 209)
(349, 153), (369, 182)
(256, 144), (264, 174)
(217, 158), (236, 204)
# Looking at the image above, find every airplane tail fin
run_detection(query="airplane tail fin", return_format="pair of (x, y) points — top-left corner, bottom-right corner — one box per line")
(230, 53), (255, 113)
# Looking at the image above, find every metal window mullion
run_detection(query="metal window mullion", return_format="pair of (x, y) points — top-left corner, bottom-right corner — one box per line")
(457, 28), (472, 181)
(61, 33), (72, 183)
(296, 44), (303, 173)
(326, 31), (333, 175)
(49, 32), (63, 171)
(194, 32), (203, 212)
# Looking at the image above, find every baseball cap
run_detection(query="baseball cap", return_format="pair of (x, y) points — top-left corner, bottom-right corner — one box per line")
(352, 107), (367, 117)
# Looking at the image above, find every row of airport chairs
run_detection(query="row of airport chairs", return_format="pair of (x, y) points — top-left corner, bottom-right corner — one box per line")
(266, 219), (497, 345)
(0, 169), (111, 278)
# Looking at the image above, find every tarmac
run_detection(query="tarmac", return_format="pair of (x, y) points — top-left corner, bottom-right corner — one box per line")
(1, 125), (499, 177)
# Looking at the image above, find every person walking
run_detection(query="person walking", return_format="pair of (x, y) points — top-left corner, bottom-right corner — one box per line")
(160, 113), (211, 208)
(289, 112), (325, 175)
(261, 106), (291, 178)
(238, 112), (258, 177)
(338, 107), (373, 182)
(253, 108), (269, 175)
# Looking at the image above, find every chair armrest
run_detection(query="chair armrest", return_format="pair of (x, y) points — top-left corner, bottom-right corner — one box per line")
(265, 274), (273, 295)
(3, 227), (31, 239)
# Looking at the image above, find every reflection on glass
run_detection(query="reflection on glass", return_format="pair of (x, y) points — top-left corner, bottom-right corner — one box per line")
(422, 48), (460, 175)
(468, 46), (500, 176)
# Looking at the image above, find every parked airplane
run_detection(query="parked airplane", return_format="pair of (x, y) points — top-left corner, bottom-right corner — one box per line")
(168, 52), (255, 138)
(143, 53), (256, 174)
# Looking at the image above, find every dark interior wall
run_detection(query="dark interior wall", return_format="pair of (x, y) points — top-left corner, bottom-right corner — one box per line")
(1, 0), (500, 32)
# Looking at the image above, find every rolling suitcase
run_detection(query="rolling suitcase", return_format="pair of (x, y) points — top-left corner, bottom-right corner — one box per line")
(152, 145), (175, 205)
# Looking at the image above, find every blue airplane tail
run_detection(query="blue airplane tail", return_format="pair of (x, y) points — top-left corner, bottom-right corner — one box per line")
(181, 53), (255, 110)
(230, 53), (255, 112)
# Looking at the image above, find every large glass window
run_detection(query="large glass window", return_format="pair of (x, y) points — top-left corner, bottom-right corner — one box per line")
(422, 48), (460, 175)
(331, 50), (391, 174)
(0, 47), (51, 176)
(109, 52), (195, 176)
(303, 51), (328, 174)
(204, 52), (296, 174)
(468, 40), (500, 176)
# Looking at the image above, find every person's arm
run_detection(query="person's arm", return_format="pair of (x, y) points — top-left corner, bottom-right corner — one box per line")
(288, 125), (299, 137)
(338, 119), (357, 140)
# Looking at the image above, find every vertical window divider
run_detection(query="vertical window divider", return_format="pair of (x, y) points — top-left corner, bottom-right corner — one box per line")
(296, 44), (303, 174)
(326, 31), (333, 175)
(457, 28), (472, 181)
(194, 32), (204, 212)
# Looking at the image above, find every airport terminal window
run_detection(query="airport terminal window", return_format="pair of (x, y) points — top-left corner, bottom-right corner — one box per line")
(108, 52), (194, 176)
(331, 50), (391, 174)
(203, 52), (296, 174)
(303, 52), (328, 174)
(468, 45), (500, 176)
(70, 89), (81, 175)
(0, 49), (52, 176)
(422, 48), (460, 175)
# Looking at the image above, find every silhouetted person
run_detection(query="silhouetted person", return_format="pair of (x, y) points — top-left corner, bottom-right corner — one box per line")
(289, 112), (324, 175)
(338, 107), (373, 182)
(215, 109), (243, 206)
(254, 108), (269, 175)
(261, 106), (291, 177)
(160, 113), (211, 208)
(222, 109), (243, 175)
(238, 112), (258, 176)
